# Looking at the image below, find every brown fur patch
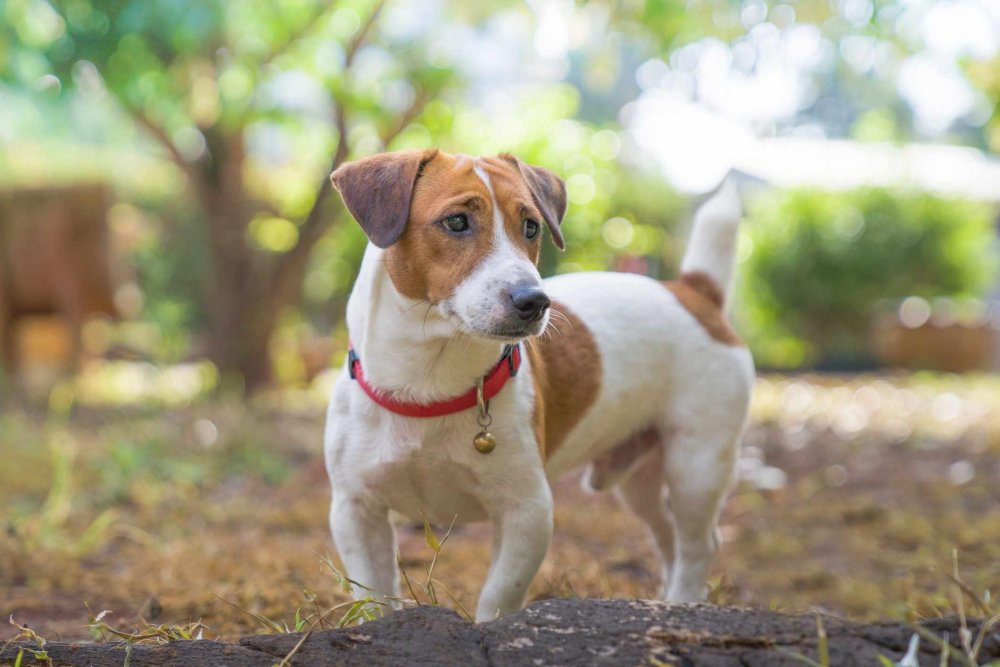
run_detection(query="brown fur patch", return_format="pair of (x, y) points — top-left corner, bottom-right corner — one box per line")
(586, 426), (662, 491)
(330, 150), (436, 248)
(664, 271), (742, 346)
(498, 153), (567, 249)
(525, 301), (602, 459)
(382, 152), (547, 302)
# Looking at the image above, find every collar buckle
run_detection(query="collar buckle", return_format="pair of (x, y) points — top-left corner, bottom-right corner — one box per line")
(502, 344), (520, 377)
(347, 348), (360, 380)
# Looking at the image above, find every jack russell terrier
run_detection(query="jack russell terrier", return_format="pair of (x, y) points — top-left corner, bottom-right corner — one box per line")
(324, 149), (754, 622)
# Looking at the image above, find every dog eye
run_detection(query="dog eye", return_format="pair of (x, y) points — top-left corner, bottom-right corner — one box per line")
(441, 214), (470, 233)
(524, 219), (540, 240)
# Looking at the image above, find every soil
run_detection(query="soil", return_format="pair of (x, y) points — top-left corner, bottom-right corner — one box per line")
(1, 375), (998, 645)
(2, 599), (997, 666)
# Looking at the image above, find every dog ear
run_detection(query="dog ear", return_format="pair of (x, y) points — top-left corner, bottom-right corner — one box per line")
(330, 149), (437, 248)
(514, 159), (567, 250)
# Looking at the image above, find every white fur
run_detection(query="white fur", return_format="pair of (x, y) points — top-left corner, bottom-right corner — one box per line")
(680, 176), (743, 311)
(325, 172), (753, 620)
(447, 165), (548, 339)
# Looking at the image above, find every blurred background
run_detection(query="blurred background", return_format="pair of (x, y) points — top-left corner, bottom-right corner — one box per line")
(1, 0), (998, 642)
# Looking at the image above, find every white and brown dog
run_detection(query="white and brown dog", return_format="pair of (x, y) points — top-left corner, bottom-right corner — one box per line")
(324, 150), (754, 622)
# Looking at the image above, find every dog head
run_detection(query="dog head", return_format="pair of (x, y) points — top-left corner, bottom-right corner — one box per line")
(331, 150), (566, 341)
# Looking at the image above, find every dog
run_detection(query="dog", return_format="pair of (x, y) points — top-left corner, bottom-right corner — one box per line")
(324, 149), (754, 622)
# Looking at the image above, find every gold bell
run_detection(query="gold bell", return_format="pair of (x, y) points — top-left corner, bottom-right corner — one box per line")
(473, 431), (497, 454)
(473, 378), (497, 454)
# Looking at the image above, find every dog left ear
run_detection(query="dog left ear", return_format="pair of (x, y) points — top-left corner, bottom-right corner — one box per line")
(330, 149), (437, 248)
(514, 159), (567, 250)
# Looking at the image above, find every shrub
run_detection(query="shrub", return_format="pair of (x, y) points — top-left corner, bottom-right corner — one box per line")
(738, 188), (997, 368)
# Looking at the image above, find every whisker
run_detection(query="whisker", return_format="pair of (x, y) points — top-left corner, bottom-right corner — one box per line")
(549, 309), (573, 330)
(437, 323), (464, 361)
(404, 299), (431, 313)
(387, 298), (432, 327)
(421, 302), (434, 341)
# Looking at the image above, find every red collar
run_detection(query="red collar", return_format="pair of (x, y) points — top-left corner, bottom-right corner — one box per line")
(347, 344), (521, 418)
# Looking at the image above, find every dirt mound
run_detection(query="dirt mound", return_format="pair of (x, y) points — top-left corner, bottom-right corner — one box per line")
(4, 598), (996, 666)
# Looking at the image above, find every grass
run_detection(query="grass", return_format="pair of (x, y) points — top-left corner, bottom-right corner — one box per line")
(2, 618), (53, 666)
(0, 372), (998, 644)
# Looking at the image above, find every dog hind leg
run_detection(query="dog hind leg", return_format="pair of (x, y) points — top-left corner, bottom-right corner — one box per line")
(662, 428), (740, 602)
(614, 441), (676, 596)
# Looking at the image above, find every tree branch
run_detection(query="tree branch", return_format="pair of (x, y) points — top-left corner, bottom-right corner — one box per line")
(380, 92), (430, 145)
(346, 0), (386, 67)
(256, 2), (338, 67)
(264, 0), (388, 314)
(119, 101), (211, 204)
(254, 0), (382, 70)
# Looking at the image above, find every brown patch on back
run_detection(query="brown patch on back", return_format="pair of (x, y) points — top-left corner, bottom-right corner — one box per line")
(383, 152), (547, 302)
(664, 271), (742, 346)
(525, 301), (602, 459)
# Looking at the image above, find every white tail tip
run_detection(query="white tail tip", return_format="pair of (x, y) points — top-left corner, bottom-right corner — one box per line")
(679, 174), (743, 310)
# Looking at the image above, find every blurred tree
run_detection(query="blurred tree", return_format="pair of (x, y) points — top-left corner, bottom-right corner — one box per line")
(740, 188), (997, 368)
(967, 55), (1000, 153)
(602, 0), (994, 149)
(1, 0), (457, 389)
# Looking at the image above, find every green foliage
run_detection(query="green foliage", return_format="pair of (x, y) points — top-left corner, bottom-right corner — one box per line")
(0, 0), (462, 205)
(967, 55), (1000, 153)
(739, 188), (998, 368)
(3, 0), (995, 380)
(301, 83), (688, 320)
(1, 0), (467, 381)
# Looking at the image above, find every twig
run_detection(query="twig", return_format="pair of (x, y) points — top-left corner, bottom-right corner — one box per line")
(815, 616), (829, 667)
(422, 515), (458, 603)
(431, 579), (474, 622)
(211, 594), (284, 633)
(970, 612), (1000, 664)
(397, 550), (423, 605)
(911, 626), (977, 667)
(951, 550), (974, 659)
(277, 626), (313, 667)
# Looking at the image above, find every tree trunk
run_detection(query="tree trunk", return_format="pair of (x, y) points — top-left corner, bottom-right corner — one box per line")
(206, 291), (276, 393)
(197, 131), (293, 393)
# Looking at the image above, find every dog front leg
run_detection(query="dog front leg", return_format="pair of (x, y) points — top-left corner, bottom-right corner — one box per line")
(476, 487), (553, 622)
(329, 495), (400, 607)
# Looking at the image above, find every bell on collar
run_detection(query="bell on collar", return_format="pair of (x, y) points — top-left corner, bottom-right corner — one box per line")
(474, 378), (497, 454)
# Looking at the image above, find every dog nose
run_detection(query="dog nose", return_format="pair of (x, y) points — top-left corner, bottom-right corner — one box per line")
(509, 285), (551, 321)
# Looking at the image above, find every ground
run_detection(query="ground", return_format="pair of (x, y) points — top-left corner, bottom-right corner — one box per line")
(1, 372), (998, 643)
(5, 600), (998, 665)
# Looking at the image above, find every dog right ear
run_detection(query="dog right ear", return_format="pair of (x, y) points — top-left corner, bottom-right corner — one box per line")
(330, 149), (437, 248)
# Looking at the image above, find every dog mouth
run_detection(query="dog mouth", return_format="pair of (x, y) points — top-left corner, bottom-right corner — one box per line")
(475, 317), (549, 342)
(456, 318), (547, 343)
(480, 328), (535, 342)
(438, 301), (548, 342)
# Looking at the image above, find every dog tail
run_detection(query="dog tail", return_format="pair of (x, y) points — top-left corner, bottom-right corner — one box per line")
(679, 175), (743, 312)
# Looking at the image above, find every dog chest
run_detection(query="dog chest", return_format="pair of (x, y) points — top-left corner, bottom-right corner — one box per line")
(331, 404), (541, 525)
